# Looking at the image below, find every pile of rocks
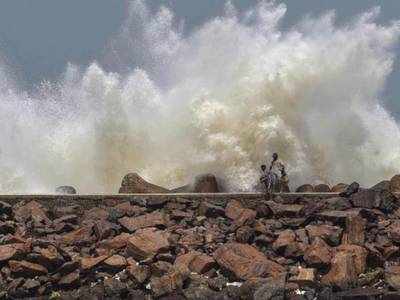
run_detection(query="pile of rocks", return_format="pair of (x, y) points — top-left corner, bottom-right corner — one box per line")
(1, 177), (400, 299)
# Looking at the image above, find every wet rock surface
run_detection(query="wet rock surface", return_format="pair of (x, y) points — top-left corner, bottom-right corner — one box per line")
(0, 182), (400, 298)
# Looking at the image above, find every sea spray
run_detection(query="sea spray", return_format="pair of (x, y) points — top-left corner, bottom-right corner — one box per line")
(0, 1), (399, 193)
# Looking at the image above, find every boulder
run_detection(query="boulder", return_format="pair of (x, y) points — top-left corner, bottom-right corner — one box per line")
(213, 243), (285, 280)
(386, 265), (400, 290)
(336, 244), (368, 275)
(193, 174), (220, 193)
(290, 268), (316, 286)
(321, 251), (358, 289)
(306, 224), (343, 246)
(390, 174), (400, 193)
(58, 271), (80, 288)
(370, 180), (390, 192)
(225, 200), (257, 226)
(118, 211), (168, 232)
(198, 202), (225, 218)
(314, 184), (331, 193)
(304, 237), (332, 267)
(342, 215), (365, 245)
(296, 184), (314, 193)
(126, 228), (170, 260)
(175, 251), (215, 274)
(55, 186), (77, 194)
(119, 173), (170, 194)
(9, 260), (48, 277)
(150, 270), (185, 297)
(80, 255), (108, 271)
(331, 183), (348, 193)
(339, 182), (360, 198)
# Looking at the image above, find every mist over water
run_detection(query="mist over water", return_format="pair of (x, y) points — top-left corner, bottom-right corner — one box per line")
(0, 1), (399, 193)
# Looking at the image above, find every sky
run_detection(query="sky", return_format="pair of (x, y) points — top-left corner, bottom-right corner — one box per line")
(0, 0), (399, 115)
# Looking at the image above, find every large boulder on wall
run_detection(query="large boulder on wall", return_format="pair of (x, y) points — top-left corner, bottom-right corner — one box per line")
(55, 186), (77, 195)
(296, 184), (314, 193)
(193, 174), (220, 193)
(119, 173), (170, 194)
(390, 174), (400, 193)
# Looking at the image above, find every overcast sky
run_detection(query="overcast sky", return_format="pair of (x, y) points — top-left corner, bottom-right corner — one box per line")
(0, 0), (399, 115)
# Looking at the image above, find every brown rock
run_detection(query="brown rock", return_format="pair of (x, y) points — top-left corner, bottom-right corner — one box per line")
(84, 207), (109, 221)
(0, 244), (19, 262)
(126, 228), (170, 260)
(193, 174), (219, 193)
(351, 190), (379, 209)
(14, 201), (50, 225)
(272, 230), (296, 253)
(236, 226), (255, 244)
(113, 202), (145, 217)
(118, 211), (168, 232)
(225, 200), (257, 226)
(213, 243), (285, 280)
(331, 183), (348, 193)
(321, 251), (357, 289)
(58, 271), (80, 288)
(119, 173), (170, 194)
(306, 224), (343, 246)
(150, 271), (185, 297)
(390, 174), (400, 193)
(178, 229), (205, 248)
(290, 268), (316, 285)
(104, 255), (127, 269)
(314, 184), (331, 192)
(38, 245), (64, 268)
(304, 237), (332, 267)
(9, 260), (48, 277)
(175, 251), (215, 274)
(80, 255), (108, 271)
(127, 263), (150, 283)
(171, 210), (194, 220)
(337, 244), (368, 275)
(296, 184), (314, 192)
(151, 261), (174, 277)
(386, 265), (400, 290)
(317, 209), (362, 223)
(198, 202), (225, 217)
(60, 226), (94, 246)
(342, 215), (365, 245)
(388, 221), (400, 243)
(266, 201), (304, 217)
(97, 233), (131, 251)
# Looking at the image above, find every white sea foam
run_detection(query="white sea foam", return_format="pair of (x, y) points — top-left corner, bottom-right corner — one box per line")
(0, 1), (399, 193)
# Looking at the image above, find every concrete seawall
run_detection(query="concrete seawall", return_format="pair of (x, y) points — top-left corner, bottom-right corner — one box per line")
(0, 192), (342, 210)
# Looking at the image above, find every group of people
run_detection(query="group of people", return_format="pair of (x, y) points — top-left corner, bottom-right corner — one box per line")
(260, 153), (289, 193)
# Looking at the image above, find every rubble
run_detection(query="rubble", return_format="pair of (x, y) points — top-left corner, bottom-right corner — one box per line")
(0, 176), (400, 298)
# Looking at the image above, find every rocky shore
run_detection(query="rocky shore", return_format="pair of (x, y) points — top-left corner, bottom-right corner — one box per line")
(1, 174), (400, 299)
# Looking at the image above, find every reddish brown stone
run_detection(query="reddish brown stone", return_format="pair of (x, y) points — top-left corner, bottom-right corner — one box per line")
(80, 255), (108, 271)
(84, 207), (109, 221)
(321, 251), (357, 289)
(290, 268), (316, 285)
(306, 224), (343, 246)
(14, 201), (50, 225)
(342, 215), (365, 245)
(193, 174), (219, 193)
(266, 201), (304, 217)
(58, 271), (80, 288)
(213, 243), (285, 280)
(38, 245), (63, 267)
(114, 202), (145, 217)
(304, 237), (332, 267)
(175, 251), (215, 274)
(272, 230), (296, 253)
(331, 183), (348, 193)
(150, 271), (185, 297)
(119, 173), (170, 194)
(178, 229), (205, 248)
(127, 263), (151, 284)
(336, 244), (367, 275)
(126, 228), (170, 260)
(171, 210), (194, 220)
(225, 200), (257, 226)
(104, 255), (127, 269)
(97, 233), (131, 251)
(118, 211), (168, 232)
(386, 265), (400, 290)
(60, 226), (94, 246)
(9, 260), (48, 277)
(0, 244), (18, 262)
